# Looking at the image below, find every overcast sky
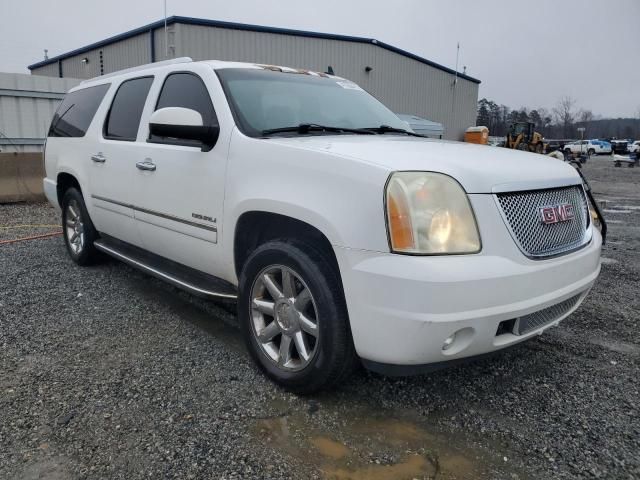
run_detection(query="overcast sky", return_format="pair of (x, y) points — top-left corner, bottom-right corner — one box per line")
(1, 0), (639, 117)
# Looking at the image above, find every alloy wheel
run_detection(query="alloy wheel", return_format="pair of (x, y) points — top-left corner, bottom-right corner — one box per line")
(65, 200), (85, 255)
(250, 265), (319, 371)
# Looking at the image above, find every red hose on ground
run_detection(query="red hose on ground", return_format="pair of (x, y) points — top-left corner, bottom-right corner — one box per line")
(0, 231), (63, 245)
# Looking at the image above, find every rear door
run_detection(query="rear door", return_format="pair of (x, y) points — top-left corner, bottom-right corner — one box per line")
(89, 76), (155, 247)
(46, 83), (110, 210)
(130, 65), (230, 275)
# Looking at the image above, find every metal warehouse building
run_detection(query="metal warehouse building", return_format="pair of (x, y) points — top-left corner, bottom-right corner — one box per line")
(0, 72), (80, 152)
(28, 16), (480, 140)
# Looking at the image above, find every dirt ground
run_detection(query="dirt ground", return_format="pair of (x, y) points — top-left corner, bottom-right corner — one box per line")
(1, 155), (638, 479)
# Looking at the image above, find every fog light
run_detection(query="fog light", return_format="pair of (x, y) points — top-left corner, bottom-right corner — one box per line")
(442, 333), (456, 351)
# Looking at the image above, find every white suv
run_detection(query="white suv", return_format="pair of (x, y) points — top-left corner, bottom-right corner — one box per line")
(563, 140), (610, 156)
(43, 58), (603, 392)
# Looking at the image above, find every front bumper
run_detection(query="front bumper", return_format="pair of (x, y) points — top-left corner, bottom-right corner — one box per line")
(334, 194), (602, 368)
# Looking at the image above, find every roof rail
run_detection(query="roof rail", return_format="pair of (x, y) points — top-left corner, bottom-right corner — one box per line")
(81, 57), (193, 83)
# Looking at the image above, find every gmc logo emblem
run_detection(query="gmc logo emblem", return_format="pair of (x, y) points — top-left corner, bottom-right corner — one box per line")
(540, 204), (575, 224)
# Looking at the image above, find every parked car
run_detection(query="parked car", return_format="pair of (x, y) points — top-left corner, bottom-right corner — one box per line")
(610, 139), (631, 154)
(628, 140), (640, 153)
(597, 140), (613, 153)
(563, 140), (610, 156)
(396, 114), (444, 138)
(43, 58), (603, 392)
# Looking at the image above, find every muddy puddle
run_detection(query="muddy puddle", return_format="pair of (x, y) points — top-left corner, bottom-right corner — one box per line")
(252, 400), (524, 479)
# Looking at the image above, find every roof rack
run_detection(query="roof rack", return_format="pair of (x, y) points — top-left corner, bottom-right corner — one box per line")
(81, 57), (193, 83)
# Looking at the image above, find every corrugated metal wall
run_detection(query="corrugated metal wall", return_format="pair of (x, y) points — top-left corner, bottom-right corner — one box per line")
(55, 33), (152, 79)
(29, 23), (478, 139)
(31, 62), (60, 78)
(0, 73), (80, 152)
(177, 24), (478, 139)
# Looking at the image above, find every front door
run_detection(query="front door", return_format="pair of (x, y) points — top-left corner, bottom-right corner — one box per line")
(131, 66), (229, 275)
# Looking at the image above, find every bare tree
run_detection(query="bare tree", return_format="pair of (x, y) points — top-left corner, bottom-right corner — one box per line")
(553, 96), (576, 138)
(578, 109), (594, 123)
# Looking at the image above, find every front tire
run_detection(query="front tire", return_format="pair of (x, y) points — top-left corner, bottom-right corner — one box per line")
(588, 148), (595, 156)
(61, 188), (101, 265)
(238, 240), (357, 393)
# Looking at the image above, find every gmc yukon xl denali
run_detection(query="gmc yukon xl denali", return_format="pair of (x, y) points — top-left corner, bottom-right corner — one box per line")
(43, 57), (603, 392)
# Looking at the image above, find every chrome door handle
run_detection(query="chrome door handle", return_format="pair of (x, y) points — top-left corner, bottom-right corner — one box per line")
(136, 160), (156, 171)
(91, 153), (106, 163)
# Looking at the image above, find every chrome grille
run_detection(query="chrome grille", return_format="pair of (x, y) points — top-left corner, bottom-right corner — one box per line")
(496, 185), (590, 258)
(514, 294), (583, 335)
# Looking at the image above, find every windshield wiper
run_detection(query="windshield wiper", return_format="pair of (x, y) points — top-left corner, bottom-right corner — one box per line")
(261, 123), (376, 136)
(364, 125), (425, 137)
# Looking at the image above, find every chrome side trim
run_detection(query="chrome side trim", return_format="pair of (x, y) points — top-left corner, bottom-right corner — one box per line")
(91, 194), (217, 232)
(92, 194), (130, 209)
(94, 203), (135, 218)
(136, 216), (216, 244)
(94, 240), (237, 300)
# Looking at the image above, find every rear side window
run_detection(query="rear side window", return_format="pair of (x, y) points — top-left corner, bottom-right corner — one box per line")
(149, 72), (217, 146)
(48, 84), (110, 137)
(104, 76), (154, 141)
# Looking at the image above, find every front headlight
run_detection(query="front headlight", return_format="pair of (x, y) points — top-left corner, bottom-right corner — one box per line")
(385, 172), (481, 254)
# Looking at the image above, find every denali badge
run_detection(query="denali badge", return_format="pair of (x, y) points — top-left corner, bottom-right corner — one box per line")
(540, 204), (574, 224)
(192, 213), (216, 223)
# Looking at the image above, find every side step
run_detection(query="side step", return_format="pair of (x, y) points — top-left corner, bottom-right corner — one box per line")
(94, 236), (238, 300)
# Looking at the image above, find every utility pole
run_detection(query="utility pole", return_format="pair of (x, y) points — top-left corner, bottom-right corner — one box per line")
(578, 127), (586, 156)
(451, 42), (460, 137)
(164, 0), (168, 58)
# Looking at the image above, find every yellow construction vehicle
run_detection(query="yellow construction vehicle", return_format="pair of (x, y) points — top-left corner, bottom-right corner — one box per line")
(505, 122), (544, 153)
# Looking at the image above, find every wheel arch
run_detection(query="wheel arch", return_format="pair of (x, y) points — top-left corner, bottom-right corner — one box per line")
(56, 171), (82, 206)
(233, 210), (342, 287)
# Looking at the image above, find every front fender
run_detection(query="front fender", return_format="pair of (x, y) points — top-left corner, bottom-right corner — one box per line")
(223, 132), (393, 257)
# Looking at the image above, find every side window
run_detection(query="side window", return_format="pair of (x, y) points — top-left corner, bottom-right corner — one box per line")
(48, 84), (110, 137)
(104, 76), (154, 141)
(149, 72), (217, 146)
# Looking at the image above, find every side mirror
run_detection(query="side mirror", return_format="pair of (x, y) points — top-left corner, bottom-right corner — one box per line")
(149, 107), (219, 151)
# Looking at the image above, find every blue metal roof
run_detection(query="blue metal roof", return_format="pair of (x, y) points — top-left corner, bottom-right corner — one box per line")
(28, 16), (481, 84)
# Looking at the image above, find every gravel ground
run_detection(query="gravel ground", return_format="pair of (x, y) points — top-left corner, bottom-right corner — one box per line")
(1, 156), (638, 479)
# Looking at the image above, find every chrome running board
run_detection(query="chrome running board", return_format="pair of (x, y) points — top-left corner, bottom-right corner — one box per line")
(94, 236), (237, 300)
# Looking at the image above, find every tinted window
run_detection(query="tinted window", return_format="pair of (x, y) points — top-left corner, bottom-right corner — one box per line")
(48, 84), (110, 137)
(104, 77), (153, 141)
(149, 73), (216, 145)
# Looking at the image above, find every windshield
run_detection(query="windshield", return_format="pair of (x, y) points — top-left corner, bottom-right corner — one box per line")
(217, 68), (408, 137)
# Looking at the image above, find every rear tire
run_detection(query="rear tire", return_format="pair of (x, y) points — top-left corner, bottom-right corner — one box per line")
(588, 148), (595, 156)
(61, 188), (101, 266)
(238, 239), (358, 393)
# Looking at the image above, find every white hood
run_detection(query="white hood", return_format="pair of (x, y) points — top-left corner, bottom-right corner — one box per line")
(267, 135), (582, 193)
